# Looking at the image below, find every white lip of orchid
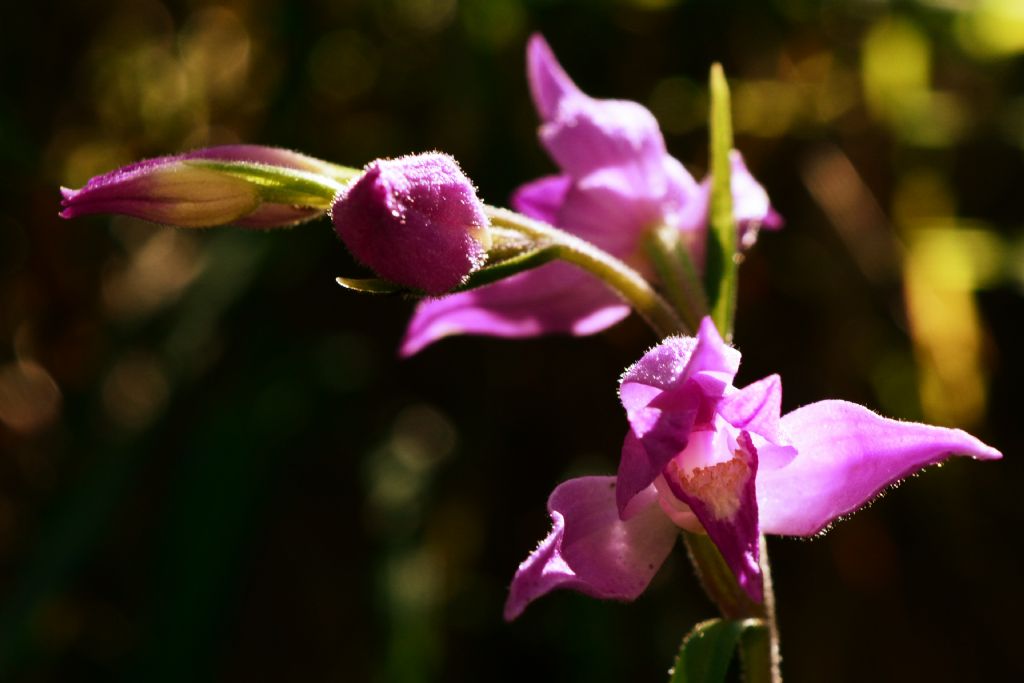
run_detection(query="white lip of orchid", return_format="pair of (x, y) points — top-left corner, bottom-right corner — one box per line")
(679, 421), (737, 473)
(655, 421), (752, 527)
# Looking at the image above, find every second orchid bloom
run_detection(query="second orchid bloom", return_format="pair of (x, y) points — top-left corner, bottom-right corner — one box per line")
(505, 318), (1000, 619)
(401, 35), (780, 355)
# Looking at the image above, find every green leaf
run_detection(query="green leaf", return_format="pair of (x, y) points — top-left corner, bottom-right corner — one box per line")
(335, 277), (404, 294)
(456, 245), (560, 290)
(703, 63), (737, 340)
(643, 224), (707, 332)
(335, 245), (562, 297)
(668, 618), (766, 683)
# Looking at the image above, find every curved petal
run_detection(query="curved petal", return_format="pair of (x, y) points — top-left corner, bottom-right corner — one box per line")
(689, 317), (741, 380)
(621, 318), (738, 399)
(528, 36), (670, 182)
(511, 174), (572, 225)
(729, 151), (772, 229)
(526, 34), (583, 122)
(558, 161), (700, 257)
(616, 392), (698, 517)
(718, 374), (783, 444)
(663, 432), (763, 602)
(540, 97), (669, 182)
(616, 320), (742, 516)
(763, 206), (785, 230)
(759, 400), (1003, 536)
(504, 476), (678, 620)
(620, 336), (698, 399)
(399, 262), (629, 356)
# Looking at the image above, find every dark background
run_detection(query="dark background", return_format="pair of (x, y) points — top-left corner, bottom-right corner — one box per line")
(1, 0), (1022, 681)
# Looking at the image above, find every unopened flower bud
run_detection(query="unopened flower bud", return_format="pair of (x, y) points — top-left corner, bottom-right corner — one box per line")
(60, 145), (345, 228)
(331, 153), (491, 295)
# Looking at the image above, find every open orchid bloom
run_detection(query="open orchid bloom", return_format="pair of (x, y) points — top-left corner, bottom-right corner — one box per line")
(505, 318), (1001, 619)
(401, 35), (778, 356)
(60, 145), (342, 229)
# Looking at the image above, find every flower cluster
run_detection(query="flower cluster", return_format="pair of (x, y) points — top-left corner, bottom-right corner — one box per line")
(60, 31), (1002, 679)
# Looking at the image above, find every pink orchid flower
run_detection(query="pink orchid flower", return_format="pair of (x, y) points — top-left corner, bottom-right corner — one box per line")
(401, 35), (779, 356)
(505, 318), (1000, 619)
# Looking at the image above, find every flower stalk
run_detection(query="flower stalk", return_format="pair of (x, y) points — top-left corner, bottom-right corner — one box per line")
(643, 223), (708, 332)
(685, 533), (781, 682)
(486, 206), (686, 339)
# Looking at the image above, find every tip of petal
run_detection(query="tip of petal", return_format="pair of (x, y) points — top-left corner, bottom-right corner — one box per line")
(971, 442), (1003, 460)
(697, 316), (722, 342)
(762, 207), (785, 230)
(59, 187), (88, 219)
(526, 33), (582, 121)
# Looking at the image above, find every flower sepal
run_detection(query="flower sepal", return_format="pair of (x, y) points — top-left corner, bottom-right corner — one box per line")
(184, 158), (352, 211)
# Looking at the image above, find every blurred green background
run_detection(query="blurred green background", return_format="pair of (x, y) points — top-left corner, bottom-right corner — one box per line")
(1, 0), (1023, 680)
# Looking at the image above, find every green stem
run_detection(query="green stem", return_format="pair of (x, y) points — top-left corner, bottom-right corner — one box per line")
(684, 532), (764, 620)
(643, 224), (708, 330)
(684, 532), (781, 682)
(486, 206), (687, 339)
(755, 536), (782, 683)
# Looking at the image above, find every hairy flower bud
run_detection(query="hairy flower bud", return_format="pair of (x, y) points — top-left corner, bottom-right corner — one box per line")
(331, 153), (491, 295)
(60, 145), (345, 228)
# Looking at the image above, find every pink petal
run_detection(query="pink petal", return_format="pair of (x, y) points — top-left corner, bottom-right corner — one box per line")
(526, 34), (583, 121)
(558, 162), (699, 257)
(620, 336), (699, 402)
(504, 476), (678, 620)
(616, 395), (698, 518)
(686, 318), (742, 393)
(619, 319), (739, 404)
(718, 374), (783, 444)
(511, 175), (572, 225)
(527, 36), (670, 183)
(539, 97), (669, 182)
(758, 400), (1003, 536)
(677, 151), (783, 262)
(615, 319), (741, 515)
(728, 151), (772, 228)
(663, 432), (763, 602)
(399, 262), (629, 356)
(763, 206), (785, 230)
